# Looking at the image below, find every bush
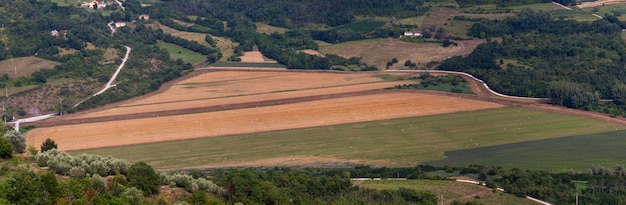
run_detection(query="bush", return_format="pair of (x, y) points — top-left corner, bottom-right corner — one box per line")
(40, 138), (58, 152)
(4, 130), (26, 153)
(160, 172), (221, 193)
(35, 149), (131, 176)
(127, 162), (160, 195)
(0, 137), (13, 159)
(123, 187), (145, 205)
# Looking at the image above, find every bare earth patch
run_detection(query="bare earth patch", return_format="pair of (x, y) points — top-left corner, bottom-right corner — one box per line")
(577, 0), (626, 8)
(299, 49), (325, 57)
(239, 51), (277, 63)
(318, 38), (461, 68)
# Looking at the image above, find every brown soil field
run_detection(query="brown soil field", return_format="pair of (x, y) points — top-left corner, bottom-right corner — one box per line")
(239, 51), (277, 63)
(318, 38), (461, 68)
(299, 49), (325, 57)
(60, 71), (417, 119)
(26, 91), (502, 151)
(577, 0), (626, 8)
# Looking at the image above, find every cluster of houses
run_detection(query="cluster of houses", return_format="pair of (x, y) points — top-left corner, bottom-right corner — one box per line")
(114, 14), (150, 28)
(403, 32), (423, 38)
(51, 14), (150, 37)
(80, 0), (108, 10)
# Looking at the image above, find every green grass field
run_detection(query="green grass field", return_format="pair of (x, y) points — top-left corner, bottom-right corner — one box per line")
(254, 22), (289, 34)
(358, 180), (532, 205)
(0, 56), (59, 78)
(73, 107), (622, 169)
(329, 20), (386, 33)
(428, 129), (626, 171)
(447, 20), (474, 36)
(551, 9), (599, 21)
(156, 40), (207, 65)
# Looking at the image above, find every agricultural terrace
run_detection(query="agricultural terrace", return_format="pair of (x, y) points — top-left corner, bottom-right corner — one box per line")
(0, 57), (59, 78)
(358, 180), (531, 205)
(60, 106), (623, 169)
(318, 38), (462, 69)
(62, 71), (420, 119)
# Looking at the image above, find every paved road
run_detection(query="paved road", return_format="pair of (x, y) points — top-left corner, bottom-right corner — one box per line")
(552, 1), (572, 10)
(107, 21), (116, 34)
(384, 69), (549, 101)
(73, 45), (131, 107)
(115, 0), (125, 11)
(9, 113), (56, 131)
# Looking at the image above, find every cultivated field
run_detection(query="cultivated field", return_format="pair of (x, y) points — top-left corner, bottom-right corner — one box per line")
(254, 22), (288, 34)
(156, 40), (207, 65)
(429, 129), (626, 170)
(358, 180), (532, 205)
(28, 91), (502, 151)
(0, 56), (59, 78)
(62, 71), (418, 118)
(65, 107), (621, 169)
(239, 51), (277, 63)
(578, 0), (626, 8)
(318, 38), (462, 68)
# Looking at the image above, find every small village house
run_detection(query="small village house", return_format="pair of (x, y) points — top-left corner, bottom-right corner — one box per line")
(138, 14), (150, 21)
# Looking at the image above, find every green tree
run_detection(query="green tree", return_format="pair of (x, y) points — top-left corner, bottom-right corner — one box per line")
(126, 162), (160, 195)
(0, 137), (12, 159)
(40, 138), (58, 153)
(4, 130), (25, 153)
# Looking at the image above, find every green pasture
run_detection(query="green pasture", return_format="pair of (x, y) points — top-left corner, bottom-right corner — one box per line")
(329, 20), (386, 34)
(448, 20), (474, 36)
(419, 81), (473, 94)
(156, 40), (207, 65)
(358, 180), (531, 205)
(428, 129), (626, 171)
(74, 107), (622, 169)
(551, 9), (599, 21)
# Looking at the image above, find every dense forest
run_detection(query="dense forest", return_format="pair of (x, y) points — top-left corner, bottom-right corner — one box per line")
(455, 0), (551, 7)
(159, 0), (427, 28)
(439, 10), (626, 114)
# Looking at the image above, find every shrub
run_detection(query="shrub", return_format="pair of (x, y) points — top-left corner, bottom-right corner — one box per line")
(127, 162), (160, 195)
(40, 138), (58, 152)
(4, 130), (25, 153)
(123, 187), (144, 205)
(160, 172), (221, 193)
(35, 149), (131, 176)
(0, 137), (13, 159)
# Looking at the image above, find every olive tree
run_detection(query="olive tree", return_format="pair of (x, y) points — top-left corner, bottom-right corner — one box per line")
(4, 130), (25, 153)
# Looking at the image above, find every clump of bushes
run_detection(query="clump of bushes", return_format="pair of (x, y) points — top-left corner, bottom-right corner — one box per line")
(35, 149), (131, 177)
(160, 172), (222, 194)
